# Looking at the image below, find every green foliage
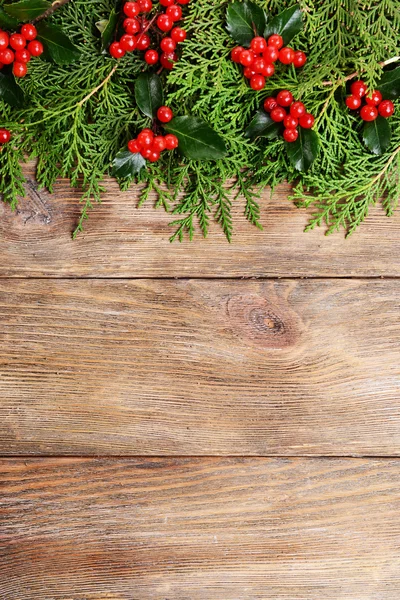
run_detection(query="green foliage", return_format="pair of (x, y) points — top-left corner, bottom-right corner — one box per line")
(0, 0), (399, 241)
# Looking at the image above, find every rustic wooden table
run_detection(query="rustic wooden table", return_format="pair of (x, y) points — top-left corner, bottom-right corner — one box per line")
(1, 165), (400, 598)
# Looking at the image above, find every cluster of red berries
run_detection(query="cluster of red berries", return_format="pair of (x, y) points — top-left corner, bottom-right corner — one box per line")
(263, 90), (315, 142)
(0, 24), (43, 78)
(109, 0), (188, 70)
(0, 128), (11, 147)
(128, 105), (178, 162)
(231, 34), (307, 91)
(345, 80), (395, 122)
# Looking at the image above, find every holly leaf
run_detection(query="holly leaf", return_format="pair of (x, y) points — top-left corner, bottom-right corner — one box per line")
(112, 149), (146, 178)
(226, 0), (266, 47)
(362, 116), (391, 156)
(0, 72), (25, 108)
(97, 9), (119, 52)
(0, 7), (19, 29)
(3, 0), (51, 21)
(135, 73), (163, 119)
(264, 5), (303, 45)
(377, 66), (400, 100)
(164, 116), (227, 160)
(36, 22), (81, 65)
(285, 128), (320, 171)
(245, 110), (281, 140)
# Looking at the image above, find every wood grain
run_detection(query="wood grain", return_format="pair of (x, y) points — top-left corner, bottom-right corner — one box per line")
(1, 278), (400, 455)
(1, 163), (400, 278)
(1, 457), (400, 599)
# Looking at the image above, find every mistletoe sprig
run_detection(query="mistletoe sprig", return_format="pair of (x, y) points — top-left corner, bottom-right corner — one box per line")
(0, 0), (399, 242)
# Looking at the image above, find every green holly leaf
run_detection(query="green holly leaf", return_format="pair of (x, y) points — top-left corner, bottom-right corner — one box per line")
(3, 0), (51, 21)
(164, 116), (227, 160)
(245, 110), (281, 141)
(377, 66), (400, 100)
(0, 7), (19, 29)
(285, 128), (320, 171)
(0, 72), (25, 108)
(135, 73), (164, 119)
(264, 5), (303, 45)
(112, 149), (146, 178)
(226, 0), (266, 47)
(36, 22), (81, 65)
(97, 9), (119, 52)
(362, 116), (391, 155)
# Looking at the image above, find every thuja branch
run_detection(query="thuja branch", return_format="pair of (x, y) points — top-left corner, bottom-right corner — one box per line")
(33, 0), (73, 23)
(322, 56), (400, 86)
(77, 64), (118, 107)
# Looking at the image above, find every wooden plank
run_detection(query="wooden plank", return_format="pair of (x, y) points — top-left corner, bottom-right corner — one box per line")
(1, 457), (400, 599)
(1, 279), (400, 456)
(1, 163), (400, 277)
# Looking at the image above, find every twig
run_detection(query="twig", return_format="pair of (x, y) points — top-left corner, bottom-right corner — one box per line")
(77, 64), (118, 107)
(33, 0), (72, 23)
(322, 56), (400, 86)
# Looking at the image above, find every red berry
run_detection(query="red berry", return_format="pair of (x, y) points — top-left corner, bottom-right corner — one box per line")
(365, 90), (383, 106)
(263, 97), (278, 112)
(267, 34), (283, 49)
(137, 129), (154, 148)
(263, 62), (275, 77)
(20, 24), (37, 41)
(293, 50), (307, 68)
(136, 33), (151, 50)
(128, 139), (141, 153)
(13, 61), (27, 77)
(345, 95), (361, 110)
(166, 4), (182, 21)
(360, 105), (378, 121)
(252, 57), (266, 73)
(299, 113), (315, 128)
(177, 0), (189, 4)
(276, 90), (293, 107)
(138, 0), (153, 12)
(378, 99), (395, 118)
(144, 49), (159, 64)
(120, 34), (137, 51)
(124, 2), (140, 17)
(283, 114), (298, 129)
(278, 47), (294, 64)
(270, 107), (286, 122)
(124, 17), (140, 34)
(27, 40), (44, 57)
(242, 67), (255, 79)
(109, 41), (125, 59)
(160, 0), (174, 5)
(231, 46), (244, 63)
(250, 36), (267, 53)
(152, 136), (167, 152)
(148, 149), (161, 162)
(250, 74), (265, 90)
(160, 37), (176, 53)
(0, 62), (4, 69)
(141, 147), (153, 159)
(263, 46), (279, 63)
(170, 27), (186, 43)
(0, 128), (11, 144)
(239, 49), (254, 67)
(157, 105), (173, 123)
(0, 31), (9, 51)
(10, 33), (26, 51)
(160, 51), (177, 69)
(290, 101), (306, 118)
(283, 128), (298, 142)
(157, 14), (173, 32)
(165, 133), (178, 149)
(15, 48), (31, 63)
(350, 80), (367, 97)
(0, 48), (14, 65)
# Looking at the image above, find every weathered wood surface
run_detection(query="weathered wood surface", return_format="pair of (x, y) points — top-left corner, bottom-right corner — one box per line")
(1, 164), (400, 278)
(1, 457), (400, 600)
(1, 278), (399, 455)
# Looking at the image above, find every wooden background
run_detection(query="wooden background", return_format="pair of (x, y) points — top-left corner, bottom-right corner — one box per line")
(1, 166), (400, 599)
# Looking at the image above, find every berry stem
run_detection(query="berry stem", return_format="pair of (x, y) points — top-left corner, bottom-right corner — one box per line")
(33, 0), (72, 23)
(322, 56), (400, 86)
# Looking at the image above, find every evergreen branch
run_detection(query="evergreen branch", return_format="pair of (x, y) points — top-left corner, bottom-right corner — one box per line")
(33, 0), (73, 23)
(322, 56), (400, 86)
